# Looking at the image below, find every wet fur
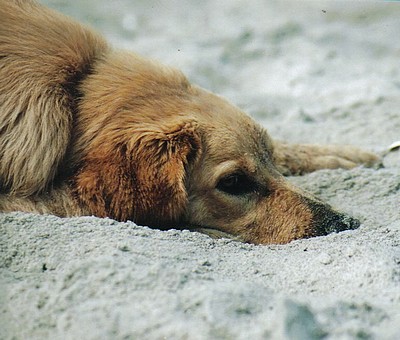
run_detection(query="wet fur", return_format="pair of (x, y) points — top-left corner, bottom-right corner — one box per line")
(0, 0), (379, 244)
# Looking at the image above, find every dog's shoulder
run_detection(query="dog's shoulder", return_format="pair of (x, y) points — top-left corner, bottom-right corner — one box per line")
(0, 0), (109, 195)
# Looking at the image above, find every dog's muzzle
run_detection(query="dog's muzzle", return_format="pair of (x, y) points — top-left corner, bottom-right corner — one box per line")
(308, 199), (361, 236)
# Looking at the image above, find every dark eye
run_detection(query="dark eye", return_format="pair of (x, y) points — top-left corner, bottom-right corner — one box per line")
(216, 173), (255, 196)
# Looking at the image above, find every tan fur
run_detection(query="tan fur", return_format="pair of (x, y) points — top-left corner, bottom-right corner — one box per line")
(0, 0), (108, 195)
(0, 0), (380, 244)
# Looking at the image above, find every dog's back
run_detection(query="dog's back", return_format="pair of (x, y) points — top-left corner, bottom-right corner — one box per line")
(0, 0), (108, 196)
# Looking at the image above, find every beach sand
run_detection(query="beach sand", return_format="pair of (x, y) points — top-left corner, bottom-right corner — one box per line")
(1, 1), (399, 338)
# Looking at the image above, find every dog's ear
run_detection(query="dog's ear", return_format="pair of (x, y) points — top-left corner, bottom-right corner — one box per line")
(74, 120), (201, 226)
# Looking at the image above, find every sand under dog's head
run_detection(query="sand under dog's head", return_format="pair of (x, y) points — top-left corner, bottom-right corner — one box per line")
(74, 53), (359, 244)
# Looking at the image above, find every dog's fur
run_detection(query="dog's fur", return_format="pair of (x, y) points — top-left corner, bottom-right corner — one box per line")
(0, 0), (379, 244)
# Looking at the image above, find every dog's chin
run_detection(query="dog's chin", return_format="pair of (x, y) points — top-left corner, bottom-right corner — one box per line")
(190, 227), (244, 242)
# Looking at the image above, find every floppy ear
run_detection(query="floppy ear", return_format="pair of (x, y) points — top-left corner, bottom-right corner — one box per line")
(73, 120), (201, 226)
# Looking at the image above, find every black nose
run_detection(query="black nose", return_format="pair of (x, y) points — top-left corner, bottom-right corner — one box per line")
(319, 213), (360, 235)
(308, 200), (361, 236)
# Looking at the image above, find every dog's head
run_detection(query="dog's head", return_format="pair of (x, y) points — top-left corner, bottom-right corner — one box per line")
(180, 87), (360, 244)
(73, 53), (359, 244)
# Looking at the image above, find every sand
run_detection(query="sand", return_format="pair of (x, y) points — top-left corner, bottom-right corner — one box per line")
(1, 1), (399, 339)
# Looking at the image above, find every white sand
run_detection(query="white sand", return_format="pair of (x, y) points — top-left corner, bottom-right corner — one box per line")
(1, 1), (399, 339)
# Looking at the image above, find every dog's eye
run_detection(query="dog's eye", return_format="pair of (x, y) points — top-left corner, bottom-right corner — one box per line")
(216, 173), (255, 196)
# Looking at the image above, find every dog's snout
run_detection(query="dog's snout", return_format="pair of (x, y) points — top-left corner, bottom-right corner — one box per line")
(320, 213), (360, 235)
(307, 199), (360, 236)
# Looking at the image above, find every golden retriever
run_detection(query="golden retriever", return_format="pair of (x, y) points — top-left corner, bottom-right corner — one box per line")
(0, 0), (379, 244)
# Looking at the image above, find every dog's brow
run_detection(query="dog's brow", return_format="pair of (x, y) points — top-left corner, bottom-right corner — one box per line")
(213, 161), (241, 182)
(212, 157), (258, 183)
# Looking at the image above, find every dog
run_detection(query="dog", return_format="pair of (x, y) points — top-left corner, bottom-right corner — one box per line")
(0, 0), (379, 244)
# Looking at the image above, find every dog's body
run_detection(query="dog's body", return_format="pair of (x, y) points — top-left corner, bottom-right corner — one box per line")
(0, 0), (379, 244)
